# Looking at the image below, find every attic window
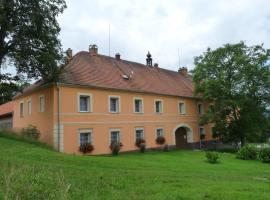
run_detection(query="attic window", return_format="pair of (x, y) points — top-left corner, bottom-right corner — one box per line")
(121, 74), (129, 80)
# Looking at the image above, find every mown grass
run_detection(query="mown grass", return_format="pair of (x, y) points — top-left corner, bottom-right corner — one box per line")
(0, 132), (269, 200)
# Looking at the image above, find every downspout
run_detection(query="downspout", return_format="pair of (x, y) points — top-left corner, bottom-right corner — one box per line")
(56, 83), (61, 152)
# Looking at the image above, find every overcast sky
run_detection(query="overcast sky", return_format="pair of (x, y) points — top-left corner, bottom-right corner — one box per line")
(58, 0), (270, 72)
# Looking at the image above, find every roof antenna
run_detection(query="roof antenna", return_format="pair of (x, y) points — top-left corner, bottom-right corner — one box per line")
(109, 24), (111, 57)
(178, 48), (181, 68)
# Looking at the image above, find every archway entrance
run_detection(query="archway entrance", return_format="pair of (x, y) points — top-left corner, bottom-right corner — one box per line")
(175, 127), (188, 149)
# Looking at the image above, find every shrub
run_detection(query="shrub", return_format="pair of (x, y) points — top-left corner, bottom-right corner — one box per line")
(155, 136), (166, 145)
(205, 151), (220, 164)
(236, 145), (258, 160)
(139, 143), (146, 153)
(135, 138), (145, 148)
(110, 142), (123, 156)
(163, 144), (170, 152)
(21, 125), (40, 140)
(79, 143), (94, 154)
(258, 148), (270, 163)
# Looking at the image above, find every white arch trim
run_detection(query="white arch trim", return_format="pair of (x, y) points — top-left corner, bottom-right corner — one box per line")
(172, 123), (194, 145)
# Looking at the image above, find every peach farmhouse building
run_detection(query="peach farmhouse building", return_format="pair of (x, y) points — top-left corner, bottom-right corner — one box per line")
(11, 45), (214, 155)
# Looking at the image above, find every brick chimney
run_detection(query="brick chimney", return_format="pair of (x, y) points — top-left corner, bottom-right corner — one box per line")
(66, 48), (73, 60)
(89, 44), (98, 55)
(115, 53), (121, 60)
(178, 67), (188, 76)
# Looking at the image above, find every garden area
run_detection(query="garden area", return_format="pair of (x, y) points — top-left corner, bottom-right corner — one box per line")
(0, 131), (269, 200)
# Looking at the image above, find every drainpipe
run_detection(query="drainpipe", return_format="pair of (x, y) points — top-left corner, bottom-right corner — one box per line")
(56, 83), (61, 152)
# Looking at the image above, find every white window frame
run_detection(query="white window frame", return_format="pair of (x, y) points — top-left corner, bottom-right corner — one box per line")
(133, 97), (144, 113)
(154, 99), (163, 114)
(78, 129), (93, 146)
(108, 95), (121, 113)
(199, 127), (205, 135)
(197, 103), (204, 115)
(134, 127), (144, 142)
(178, 101), (186, 115)
(27, 99), (32, 115)
(109, 128), (121, 144)
(19, 101), (24, 118)
(77, 93), (92, 113)
(39, 95), (45, 112)
(156, 127), (164, 138)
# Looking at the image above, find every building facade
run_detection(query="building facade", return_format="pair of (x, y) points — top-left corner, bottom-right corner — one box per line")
(12, 45), (213, 155)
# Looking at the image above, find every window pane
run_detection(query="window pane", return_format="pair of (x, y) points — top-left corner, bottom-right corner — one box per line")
(20, 103), (23, 117)
(80, 132), (90, 144)
(135, 99), (141, 112)
(40, 97), (45, 112)
(156, 101), (161, 113)
(111, 131), (119, 143)
(157, 129), (163, 137)
(110, 98), (119, 112)
(80, 96), (89, 111)
(135, 129), (143, 139)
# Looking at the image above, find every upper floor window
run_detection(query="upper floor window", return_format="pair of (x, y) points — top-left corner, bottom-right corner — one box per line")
(39, 95), (45, 112)
(134, 98), (143, 113)
(155, 100), (163, 114)
(78, 94), (92, 112)
(156, 128), (164, 137)
(79, 129), (92, 145)
(197, 103), (204, 115)
(27, 100), (32, 115)
(135, 128), (144, 140)
(20, 102), (24, 118)
(109, 96), (120, 113)
(179, 102), (186, 114)
(110, 129), (120, 144)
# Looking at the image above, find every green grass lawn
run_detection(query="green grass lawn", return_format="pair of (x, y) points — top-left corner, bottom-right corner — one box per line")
(0, 134), (269, 200)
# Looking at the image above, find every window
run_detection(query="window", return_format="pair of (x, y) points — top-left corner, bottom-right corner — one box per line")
(79, 129), (92, 145)
(79, 94), (91, 112)
(197, 103), (204, 115)
(39, 95), (45, 112)
(199, 127), (205, 136)
(179, 102), (186, 114)
(110, 129), (120, 144)
(20, 102), (24, 118)
(156, 128), (164, 137)
(27, 100), (32, 115)
(135, 128), (144, 140)
(109, 96), (120, 113)
(155, 100), (163, 113)
(134, 98), (143, 113)
(209, 104), (214, 112)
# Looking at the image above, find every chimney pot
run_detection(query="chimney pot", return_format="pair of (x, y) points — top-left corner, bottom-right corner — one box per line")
(89, 44), (98, 55)
(146, 51), (152, 66)
(66, 48), (73, 60)
(178, 67), (188, 76)
(115, 53), (121, 60)
(154, 63), (158, 67)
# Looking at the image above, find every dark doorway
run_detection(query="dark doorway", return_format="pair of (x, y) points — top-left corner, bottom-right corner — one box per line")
(175, 127), (188, 149)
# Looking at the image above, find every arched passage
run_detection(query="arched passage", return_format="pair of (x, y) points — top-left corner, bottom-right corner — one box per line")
(173, 124), (193, 149)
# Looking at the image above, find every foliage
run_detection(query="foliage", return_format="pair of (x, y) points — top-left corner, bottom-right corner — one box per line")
(155, 136), (166, 145)
(236, 145), (258, 160)
(135, 138), (145, 148)
(21, 125), (40, 140)
(205, 151), (220, 164)
(110, 141), (122, 156)
(0, 0), (67, 82)
(79, 143), (94, 154)
(193, 42), (270, 146)
(139, 143), (146, 153)
(258, 148), (270, 163)
(0, 135), (270, 200)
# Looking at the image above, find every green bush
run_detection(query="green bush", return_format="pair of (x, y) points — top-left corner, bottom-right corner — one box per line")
(139, 143), (146, 153)
(110, 142), (123, 156)
(258, 148), (270, 163)
(21, 125), (40, 140)
(205, 151), (220, 164)
(236, 145), (258, 160)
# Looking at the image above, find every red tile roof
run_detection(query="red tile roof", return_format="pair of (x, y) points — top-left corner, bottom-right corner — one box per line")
(59, 52), (195, 98)
(0, 101), (14, 116)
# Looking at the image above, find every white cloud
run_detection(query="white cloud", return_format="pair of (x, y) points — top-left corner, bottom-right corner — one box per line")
(53, 0), (270, 71)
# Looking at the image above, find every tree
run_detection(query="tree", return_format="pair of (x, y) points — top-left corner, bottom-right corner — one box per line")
(0, 0), (66, 82)
(193, 42), (270, 146)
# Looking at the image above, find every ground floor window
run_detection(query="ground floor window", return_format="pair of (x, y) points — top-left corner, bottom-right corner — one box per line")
(135, 128), (144, 140)
(156, 128), (164, 137)
(79, 129), (92, 145)
(110, 129), (120, 143)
